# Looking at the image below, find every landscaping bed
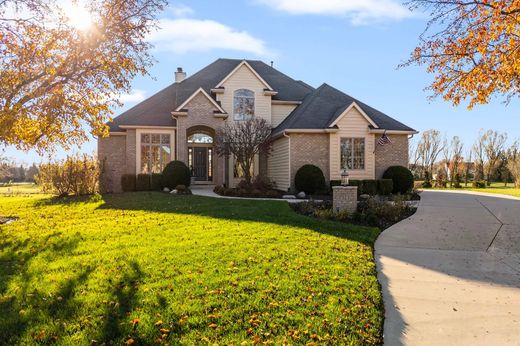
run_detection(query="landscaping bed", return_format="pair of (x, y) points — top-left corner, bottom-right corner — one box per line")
(0, 193), (383, 345)
(291, 194), (420, 230)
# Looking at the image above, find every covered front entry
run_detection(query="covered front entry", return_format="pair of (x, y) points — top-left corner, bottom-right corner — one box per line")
(187, 128), (214, 183)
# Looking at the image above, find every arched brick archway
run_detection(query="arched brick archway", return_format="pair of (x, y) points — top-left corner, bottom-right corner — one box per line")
(186, 126), (216, 183)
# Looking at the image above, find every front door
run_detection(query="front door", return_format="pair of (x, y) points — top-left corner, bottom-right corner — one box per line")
(193, 147), (208, 181)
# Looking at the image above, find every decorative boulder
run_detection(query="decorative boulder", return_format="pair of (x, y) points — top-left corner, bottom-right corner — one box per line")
(296, 191), (306, 199)
(282, 194), (296, 199)
(170, 189), (177, 194)
(163, 187), (170, 192)
(359, 194), (371, 200)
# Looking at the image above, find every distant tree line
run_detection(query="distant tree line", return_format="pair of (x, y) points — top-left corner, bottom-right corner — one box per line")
(410, 129), (519, 188)
(0, 159), (39, 183)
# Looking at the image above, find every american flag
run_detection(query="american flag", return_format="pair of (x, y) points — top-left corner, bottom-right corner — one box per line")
(377, 132), (392, 146)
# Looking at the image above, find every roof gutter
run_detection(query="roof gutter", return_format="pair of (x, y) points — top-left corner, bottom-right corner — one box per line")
(271, 128), (339, 140)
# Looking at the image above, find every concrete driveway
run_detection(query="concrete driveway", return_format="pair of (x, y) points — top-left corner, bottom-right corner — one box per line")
(376, 190), (520, 345)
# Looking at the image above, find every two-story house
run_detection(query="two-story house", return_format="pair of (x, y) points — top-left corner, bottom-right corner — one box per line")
(98, 58), (417, 192)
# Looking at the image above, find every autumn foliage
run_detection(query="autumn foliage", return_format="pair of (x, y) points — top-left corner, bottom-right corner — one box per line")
(36, 154), (101, 195)
(405, 1), (520, 107)
(0, 0), (164, 151)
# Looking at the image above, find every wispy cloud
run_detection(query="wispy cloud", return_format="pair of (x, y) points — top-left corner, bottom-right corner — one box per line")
(148, 18), (271, 56)
(119, 89), (146, 103)
(256, 0), (413, 24)
(169, 4), (194, 18)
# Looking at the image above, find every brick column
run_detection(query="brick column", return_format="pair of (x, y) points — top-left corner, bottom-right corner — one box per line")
(332, 186), (358, 214)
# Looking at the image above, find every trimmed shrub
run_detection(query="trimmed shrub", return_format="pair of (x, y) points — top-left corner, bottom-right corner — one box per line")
(136, 174), (151, 191)
(330, 180), (342, 190)
(348, 179), (362, 188)
(422, 180), (432, 188)
(383, 166), (414, 194)
(472, 180), (486, 188)
(252, 175), (275, 191)
(294, 164), (326, 195)
(151, 173), (162, 190)
(161, 160), (191, 189)
(121, 174), (136, 192)
(378, 179), (394, 195)
(362, 179), (378, 196)
(348, 179), (362, 196)
(213, 185), (225, 195)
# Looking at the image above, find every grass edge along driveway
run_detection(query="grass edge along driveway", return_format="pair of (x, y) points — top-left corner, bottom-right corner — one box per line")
(0, 192), (383, 345)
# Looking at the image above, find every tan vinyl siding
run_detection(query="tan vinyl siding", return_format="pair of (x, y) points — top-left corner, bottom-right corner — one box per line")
(216, 64), (272, 124)
(271, 104), (296, 127)
(268, 136), (290, 191)
(330, 107), (375, 180)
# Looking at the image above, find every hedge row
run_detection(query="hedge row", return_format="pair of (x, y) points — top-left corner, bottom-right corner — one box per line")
(330, 179), (394, 196)
(121, 173), (163, 192)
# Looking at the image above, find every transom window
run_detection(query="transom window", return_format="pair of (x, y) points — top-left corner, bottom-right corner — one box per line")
(341, 138), (365, 170)
(187, 133), (213, 144)
(140, 133), (171, 174)
(233, 89), (255, 121)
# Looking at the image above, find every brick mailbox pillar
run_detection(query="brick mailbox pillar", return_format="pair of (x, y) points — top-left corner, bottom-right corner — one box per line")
(332, 186), (358, 214)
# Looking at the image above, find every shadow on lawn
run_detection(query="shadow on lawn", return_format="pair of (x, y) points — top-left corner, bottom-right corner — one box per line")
(97, 191), (380, 247)
(98, 261), (143, 343)
(0, 230), (83, 344)
(0, 222), (145, 344)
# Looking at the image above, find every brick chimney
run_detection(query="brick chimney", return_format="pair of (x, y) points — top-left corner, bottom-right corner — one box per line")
(175, 67), (186, 83)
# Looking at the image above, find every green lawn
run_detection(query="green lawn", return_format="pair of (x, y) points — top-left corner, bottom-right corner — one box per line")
(0, 192), (383, 345)
(0, 183), (40, 194)
(420, 182), (520, 198)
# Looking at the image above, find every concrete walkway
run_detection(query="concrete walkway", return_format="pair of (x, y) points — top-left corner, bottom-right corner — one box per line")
(376, 190), (520, 345)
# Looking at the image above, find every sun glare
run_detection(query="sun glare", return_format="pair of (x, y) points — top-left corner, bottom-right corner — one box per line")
(62, 2), (93, 31)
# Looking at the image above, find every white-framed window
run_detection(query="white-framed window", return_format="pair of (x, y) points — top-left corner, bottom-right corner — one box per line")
(341, 138), (365, 170)
(233, 89), (255, 121)
(140, 133), (171, 173)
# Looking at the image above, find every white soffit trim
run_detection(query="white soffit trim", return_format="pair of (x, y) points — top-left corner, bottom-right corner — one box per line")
(215, 60), (274, 91)
(369, 129), (418, 135)
(330, 102), (378, 129)
(174, 87), (226, 113)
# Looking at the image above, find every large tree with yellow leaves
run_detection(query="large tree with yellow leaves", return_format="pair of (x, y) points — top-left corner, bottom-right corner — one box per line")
(405, 1), (520, 108)
(0, 0), (164, 151)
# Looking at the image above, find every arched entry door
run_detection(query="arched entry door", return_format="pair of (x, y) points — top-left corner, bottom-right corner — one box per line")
(187, 131), (213, 182)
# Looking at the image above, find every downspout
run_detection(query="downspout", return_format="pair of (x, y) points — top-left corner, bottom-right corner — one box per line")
(284, 131), (291, 192)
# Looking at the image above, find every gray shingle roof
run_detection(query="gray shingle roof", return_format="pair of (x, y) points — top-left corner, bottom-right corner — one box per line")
(109, 58), (314, 131)
(273, 83), (416, 134)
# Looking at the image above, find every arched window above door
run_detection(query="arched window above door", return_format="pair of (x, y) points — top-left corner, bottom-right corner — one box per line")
(187, 133), (213, 144)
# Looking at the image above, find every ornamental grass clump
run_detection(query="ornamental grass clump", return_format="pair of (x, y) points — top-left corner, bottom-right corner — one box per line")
(36, 154), (101, 196)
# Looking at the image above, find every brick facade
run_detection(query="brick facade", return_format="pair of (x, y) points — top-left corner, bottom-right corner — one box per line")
(98, 135), (127, 193)
(175, 92), (227, 186)
(374, 134), (409, 178)
(332, 186), (358, 214)
(289, 133), (330, 191)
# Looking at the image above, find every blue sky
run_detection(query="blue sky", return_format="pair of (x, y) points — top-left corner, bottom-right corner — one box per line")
(5, 0), (520, 164)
